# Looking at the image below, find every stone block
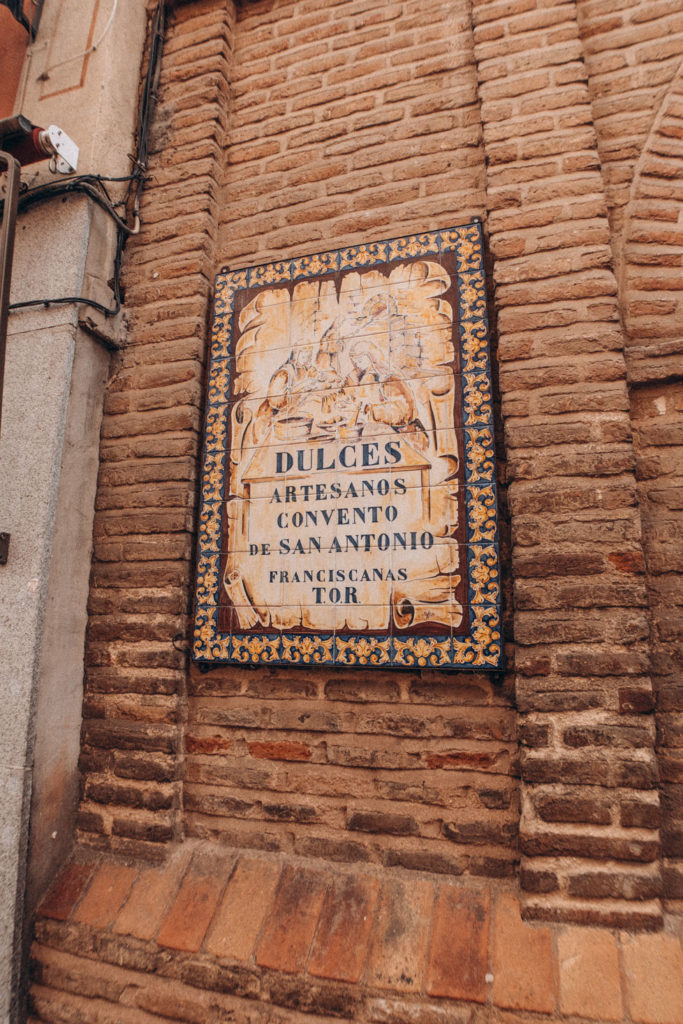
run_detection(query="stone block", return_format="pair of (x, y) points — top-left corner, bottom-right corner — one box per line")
(622, 932), (683, 1024)
(558, 927), (623, 1021)
(425, 885), (489, 1002)
(492, 895), (555, 1013)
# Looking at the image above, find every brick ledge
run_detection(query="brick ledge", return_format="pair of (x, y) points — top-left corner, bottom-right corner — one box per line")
(30, 842), (683, 1024)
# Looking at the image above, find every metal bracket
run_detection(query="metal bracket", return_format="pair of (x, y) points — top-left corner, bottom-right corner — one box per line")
(0, 532), (10, 565)
(40, 126), (79, 175)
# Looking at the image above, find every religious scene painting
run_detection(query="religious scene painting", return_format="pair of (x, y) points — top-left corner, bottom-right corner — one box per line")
(194, 223), (502, 669)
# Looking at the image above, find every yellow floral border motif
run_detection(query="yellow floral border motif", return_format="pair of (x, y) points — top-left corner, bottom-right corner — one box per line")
(193, 222), (502, 670)
(336, 636), (392, 666)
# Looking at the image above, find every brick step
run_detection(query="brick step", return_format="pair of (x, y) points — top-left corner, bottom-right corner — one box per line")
(30, 842), (683, 1023)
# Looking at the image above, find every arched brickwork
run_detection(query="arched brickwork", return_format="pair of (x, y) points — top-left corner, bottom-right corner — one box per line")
(576, 0), (683, 243)
(621, 64), (683, 908)
(576, 2), (683, 908)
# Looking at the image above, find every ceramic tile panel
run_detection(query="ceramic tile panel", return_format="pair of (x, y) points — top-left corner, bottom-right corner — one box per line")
(194, 222), (502, 669)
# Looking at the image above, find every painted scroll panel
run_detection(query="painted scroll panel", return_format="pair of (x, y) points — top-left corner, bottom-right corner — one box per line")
(194, 223), (501, 669)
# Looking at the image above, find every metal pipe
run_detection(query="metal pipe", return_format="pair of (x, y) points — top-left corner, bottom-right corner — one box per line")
(0, 150), (21, 440)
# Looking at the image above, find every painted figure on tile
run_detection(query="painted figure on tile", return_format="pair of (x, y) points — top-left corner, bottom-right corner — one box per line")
(342, 339), (428, 449)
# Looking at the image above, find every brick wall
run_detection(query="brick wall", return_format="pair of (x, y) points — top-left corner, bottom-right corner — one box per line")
(218, 0), (487, 263)
(472, 0), (660, 927)
(576, 1), (683, 909)
(189, 0), (518, 880)
(74, 0), (683, 929)
(78, 0), (236, 856)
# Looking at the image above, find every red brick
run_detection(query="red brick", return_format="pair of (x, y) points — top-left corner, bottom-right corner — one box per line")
(157, 852), (230, 952)
(71, 864), (138, 929)
(492, 895), (555, 1014)
(363, 878), (434, 992)
(38, 862), (95, 922)
(113, 850), (191, 941)
(204, 855), (281, 961)
(426, 885), (490, 1003)
(248, 741), (312, 761)
(308, 874), (381, 983)
(256, 865), (328, 972)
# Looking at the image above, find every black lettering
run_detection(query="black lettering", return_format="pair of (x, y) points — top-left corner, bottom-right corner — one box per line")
(297, 448), (313, 472)
(340, 444), (356, 468)
(276, 451), (293, 474)
(362, 442), (379, 467)
(316, 447), (335, 471)
(385, 439), (401, 464)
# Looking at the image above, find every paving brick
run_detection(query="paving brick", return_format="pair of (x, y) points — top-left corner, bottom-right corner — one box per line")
(71, 864), (138, 930)
(622, 932), (683, 1024)
(37, 862), (95, 922)
(157, 852), (231, 952)
(256, 864), (328, 973)
(492, 895), (555, 1014)
(558, 926), (623, 1021)
(425, 885), (490, 1003)
(308, 873), (381, 983)
(204, 855), (281, 961)
(363, 877), (434, 992)
(113, 850), (191, 941)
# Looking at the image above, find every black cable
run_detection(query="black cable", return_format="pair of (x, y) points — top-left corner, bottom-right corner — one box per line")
(10, 219), (125, 317)
(14, 178), (136, 234)
(9, 295), (119, 316)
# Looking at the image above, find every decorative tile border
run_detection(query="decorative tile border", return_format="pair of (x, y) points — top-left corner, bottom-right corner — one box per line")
(193, 222), (502, 669)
